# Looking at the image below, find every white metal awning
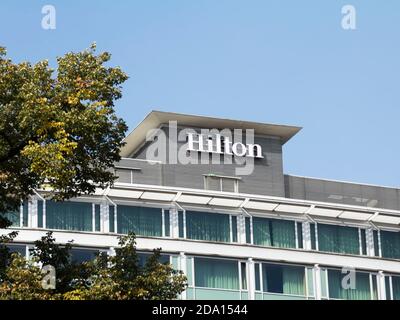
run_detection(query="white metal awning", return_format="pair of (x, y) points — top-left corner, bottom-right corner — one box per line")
(308, 207), (343, 218)
(97, 184), (400, 229)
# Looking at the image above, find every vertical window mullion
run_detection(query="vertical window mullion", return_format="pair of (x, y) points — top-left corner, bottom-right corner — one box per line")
(325, 269), (330, 299)
(390, 276), (394, 300)
(250, 216), (254, 245)
(305, 267), (309, 299)
(378, 230), (382, 257)
(295, 222), (299, 249)
(114, 205), (118, 234)
(369, 274), (373, 300)
(358, 228), (362, 255)
(43, 200), (46, 228)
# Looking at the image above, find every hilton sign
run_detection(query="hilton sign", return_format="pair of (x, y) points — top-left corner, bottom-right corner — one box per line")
(145, 122), (263, 175)
(186, 132), (264, 159)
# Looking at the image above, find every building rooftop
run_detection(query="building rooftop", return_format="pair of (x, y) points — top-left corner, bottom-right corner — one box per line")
(120, 110), (302, 157)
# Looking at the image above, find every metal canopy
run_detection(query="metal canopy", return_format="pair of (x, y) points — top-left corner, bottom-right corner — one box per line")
(101, 184), (400, 228)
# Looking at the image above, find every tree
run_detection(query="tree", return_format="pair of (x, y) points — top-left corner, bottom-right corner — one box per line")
(0, 232), (187, 300)
(0, 44), (128, 227)
(64, 233), (187, 300)
(0, 254), (56, 300)
(30, 232), (86, 294)
(0, 231), (18, 281)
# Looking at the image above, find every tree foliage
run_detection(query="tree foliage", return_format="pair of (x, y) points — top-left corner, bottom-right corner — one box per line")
(0, 232), (187, 300)
(0, 44), (128, 226)
(68, 234), (187, 300)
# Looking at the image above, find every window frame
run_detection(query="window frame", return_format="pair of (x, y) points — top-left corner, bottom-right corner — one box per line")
(255, 260), (311, 298)
(191, 255), (247, 292)
(203, 174), (241, 193)
(325, 267), (378, 300)
(251, 214), (303, 249)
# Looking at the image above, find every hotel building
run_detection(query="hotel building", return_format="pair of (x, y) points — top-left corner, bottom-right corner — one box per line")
(2, 111), (400, 300)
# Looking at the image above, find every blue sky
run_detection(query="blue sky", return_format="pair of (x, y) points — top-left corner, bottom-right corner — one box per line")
(1, 1), (400, 187)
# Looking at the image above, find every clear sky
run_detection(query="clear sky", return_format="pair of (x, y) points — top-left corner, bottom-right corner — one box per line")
(1, 1), (399, 187)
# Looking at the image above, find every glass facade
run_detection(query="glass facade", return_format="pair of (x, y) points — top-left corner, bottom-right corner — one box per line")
(261, 263), (306, 296)
(186, 211), (230, 242)
(5, 196), (400, 300)
(318, 224), (360, 255)
(3, 210), (20, 227)
(137, 252), (170, 267)
(194, 257), (239, 290)
(70, 248), (100, 263)
(46, 200), (92, 232)
(3, 237), (400, 300)
(381, 231), (400, 259)
(327, 270), (373, 300)
(253, 217), (296, 249)
(117, 205), (162, 236)
(392, 276), (400, 300)
(6, 244), (26, 257)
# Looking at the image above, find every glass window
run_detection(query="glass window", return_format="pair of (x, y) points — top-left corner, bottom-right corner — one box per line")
(373, 230), (380, 256)
(94, 204), (101, 232)
(137, 252), (170, 268)
(186, 211), (230, 242)
(318, 224), (360, 255)
(381, 231), (400, 259)
(310, 223), (316, 250)
(205, 176), (238, 193)
(3, 210), (20, 227)
(6, 244), (26, 257)
(22, 200), (28, 227)
(371, 274), (378, 300)
(37, 200), (44, 228)
(255, 263), (261, 291)
(360, 229), (367, 255)
(194, 257), (239, 290)
(231, 216), (238, 242)
(253, 217), (296, 249)
(385, 276), (391, 300)
(297, 222), (303, 249)
(241, 262), (247, 290)
(245, 217), (251, 244)
(70, 248), (99, 264)
(392, 275), (400, 300)
(262, 263), (305, 296)
(328, 270), (371, 300)
(178, 212), (184, 238)
(306, 267), (314, 297)
(164, 211), (170, 237)
(46, 201), (92, 232)
(109, 206), (115, 233)
(206, 176), (220, 191)
(117, 205), (162, 237)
